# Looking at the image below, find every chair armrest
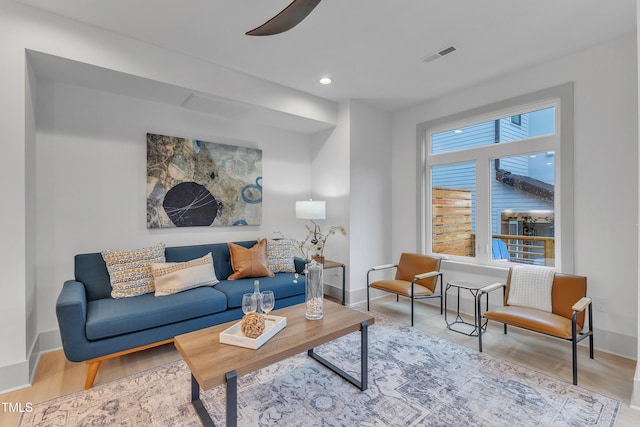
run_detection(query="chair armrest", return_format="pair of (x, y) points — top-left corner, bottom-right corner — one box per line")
(367, 264), (397, 286)
(369, 263), (397, 271)
(572, 297), (592, 312)
(414, 271), (440, 280)
(479, 282), (505, 295)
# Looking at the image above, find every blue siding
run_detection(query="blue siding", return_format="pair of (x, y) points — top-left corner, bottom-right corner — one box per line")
(432, 122), (495, 154)
(498, 116), (529, 142)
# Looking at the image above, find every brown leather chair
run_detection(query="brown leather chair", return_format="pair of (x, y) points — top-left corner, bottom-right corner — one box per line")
(477, 268), (593, 385)
(367, 253), (443, 326)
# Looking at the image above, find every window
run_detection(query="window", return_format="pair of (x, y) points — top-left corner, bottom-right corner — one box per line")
(417, 84), (573, 269)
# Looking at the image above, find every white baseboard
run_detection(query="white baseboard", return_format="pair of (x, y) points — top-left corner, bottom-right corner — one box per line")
(0, 329), (61, 394)
(0, 360), (31, 394)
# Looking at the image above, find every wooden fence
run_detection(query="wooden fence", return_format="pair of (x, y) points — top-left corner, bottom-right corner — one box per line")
(432, 186), (474, 256)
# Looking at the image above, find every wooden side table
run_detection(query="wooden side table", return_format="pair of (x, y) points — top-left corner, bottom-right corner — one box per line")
(314, 257), (346, 305)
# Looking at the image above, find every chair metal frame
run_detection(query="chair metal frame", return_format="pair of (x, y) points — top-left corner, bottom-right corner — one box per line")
(367, 262), (443, 326)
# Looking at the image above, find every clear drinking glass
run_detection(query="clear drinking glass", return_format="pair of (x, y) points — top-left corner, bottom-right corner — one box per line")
(261, 291), (275, 321)
(242, 293), (257, 314)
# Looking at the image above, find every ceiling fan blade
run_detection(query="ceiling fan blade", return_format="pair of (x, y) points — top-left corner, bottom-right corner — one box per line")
(246, 0), (321, 36)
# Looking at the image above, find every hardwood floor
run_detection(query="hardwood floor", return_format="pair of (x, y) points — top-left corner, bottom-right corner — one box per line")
(1, 295), (639, 426)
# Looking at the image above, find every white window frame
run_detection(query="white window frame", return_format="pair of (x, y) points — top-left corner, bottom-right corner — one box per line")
(416, 84), (574, 272)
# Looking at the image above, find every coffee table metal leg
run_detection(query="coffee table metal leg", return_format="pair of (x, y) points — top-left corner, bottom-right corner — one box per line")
(307, 321), (369, 391)
(226, 371), (238, 427)
(361, 320), (368, 390)
(191, 374), (215, 427)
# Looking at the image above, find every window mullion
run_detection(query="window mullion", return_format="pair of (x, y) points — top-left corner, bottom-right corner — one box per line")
(475, 157), (491, 263)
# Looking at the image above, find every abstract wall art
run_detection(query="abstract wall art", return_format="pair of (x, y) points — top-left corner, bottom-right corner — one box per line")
(146, 133), (262, 228)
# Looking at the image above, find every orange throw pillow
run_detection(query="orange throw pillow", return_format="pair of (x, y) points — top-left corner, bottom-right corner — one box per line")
(227, 240), (275, 280)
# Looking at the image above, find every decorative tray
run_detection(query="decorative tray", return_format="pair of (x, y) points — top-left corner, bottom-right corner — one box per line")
(219, 315), (287, 349)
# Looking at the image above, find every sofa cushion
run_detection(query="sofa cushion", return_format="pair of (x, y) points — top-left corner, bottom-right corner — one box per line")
(215, 273), (305, 309)
(75, 253), (113, 301)
(164, 241), (256, 280)
(85, 287), (227, 340)
(102, 243), (166, 298)
(266, 238), (296, 273)
(484, 305), (578, 339)
(228, 240), (275, 280)
(151, 253), (219, 296)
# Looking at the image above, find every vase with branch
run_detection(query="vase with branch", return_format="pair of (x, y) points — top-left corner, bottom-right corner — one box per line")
(296, 224), (346, 263)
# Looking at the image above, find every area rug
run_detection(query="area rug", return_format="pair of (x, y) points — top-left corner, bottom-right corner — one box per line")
(20, 313), (619, 427)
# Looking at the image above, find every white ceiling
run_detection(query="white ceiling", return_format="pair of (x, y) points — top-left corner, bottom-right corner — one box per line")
(18, 0), (637, 112)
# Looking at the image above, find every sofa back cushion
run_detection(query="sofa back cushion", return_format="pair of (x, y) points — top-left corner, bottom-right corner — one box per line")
(75, 253), (113, 301)
(164, 241), (256, 280)
(75, 241), (258, 301)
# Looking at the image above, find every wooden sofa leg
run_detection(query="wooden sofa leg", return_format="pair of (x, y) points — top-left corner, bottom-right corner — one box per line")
(82, 338), (175, 389)
(85, 360), (101, 390)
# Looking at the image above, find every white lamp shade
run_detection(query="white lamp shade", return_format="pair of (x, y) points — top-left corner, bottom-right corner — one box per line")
(296, 200), (326, 220)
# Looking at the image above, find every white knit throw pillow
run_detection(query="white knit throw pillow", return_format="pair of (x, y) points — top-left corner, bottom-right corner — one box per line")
(507, 265), (555, 312)
(151, 252), (219, 296)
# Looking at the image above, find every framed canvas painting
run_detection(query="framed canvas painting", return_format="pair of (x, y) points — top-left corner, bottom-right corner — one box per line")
(146, 133), (262, 228)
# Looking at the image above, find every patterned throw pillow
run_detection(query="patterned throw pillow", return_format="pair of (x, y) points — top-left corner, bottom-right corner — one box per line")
(102, 243), (166, 298)
(227, 240), (275, 280)
(151, 253), (219, 296)
(265, 238), (296, 273)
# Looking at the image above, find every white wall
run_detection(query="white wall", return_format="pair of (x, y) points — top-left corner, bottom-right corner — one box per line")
(309, 102), (351, 297)
(392, 33), (639, 359)
(348, 100), (392, 303)
(0, 3), (29, 386)
(633, 0), (640, 409)
(25, 50), (39, 380)
(307, 100), (393, 304)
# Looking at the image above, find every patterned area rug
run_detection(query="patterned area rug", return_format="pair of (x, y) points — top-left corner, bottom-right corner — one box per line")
(20, 313), (619, 427)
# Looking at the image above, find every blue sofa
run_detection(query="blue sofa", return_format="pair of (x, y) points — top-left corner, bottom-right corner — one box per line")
(56, 240), (306, 389)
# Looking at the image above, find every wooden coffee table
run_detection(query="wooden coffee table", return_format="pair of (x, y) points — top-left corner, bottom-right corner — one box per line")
(174, 300), (375, 427)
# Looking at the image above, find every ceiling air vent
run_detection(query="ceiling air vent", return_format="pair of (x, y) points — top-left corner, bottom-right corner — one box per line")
(422, 45), (458, 64)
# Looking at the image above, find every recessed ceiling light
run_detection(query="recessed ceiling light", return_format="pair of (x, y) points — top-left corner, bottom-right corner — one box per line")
(319, 77), (332, 85)
(454, 129), (463, 134)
